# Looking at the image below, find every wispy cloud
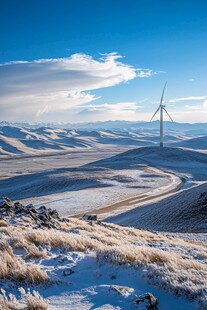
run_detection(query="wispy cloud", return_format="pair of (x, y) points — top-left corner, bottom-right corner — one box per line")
(36, 91), (99, 116)
(184, 104), (202, 111)
(77, 102), (142, 121)
(169, 96), (206, 103)
(79, 101), (141, 113)
(166, 97), (207, 123)
(0, 53), (154, 121)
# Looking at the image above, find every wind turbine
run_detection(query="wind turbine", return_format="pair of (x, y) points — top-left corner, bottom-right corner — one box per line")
(150, 82), (173, 147)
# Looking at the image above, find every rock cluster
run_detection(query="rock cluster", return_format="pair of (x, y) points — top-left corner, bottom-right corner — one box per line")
(109, 285), (158, 309)
(0, 197), (69, 229)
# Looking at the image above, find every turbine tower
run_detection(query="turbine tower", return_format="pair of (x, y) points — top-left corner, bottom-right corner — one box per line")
(150, 82), (173, 147)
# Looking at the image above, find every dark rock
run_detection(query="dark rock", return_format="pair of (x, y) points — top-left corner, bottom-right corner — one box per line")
(61, 218), (70, 223)
(38, 206), (46, 213)
(82, 214), (97, 221)
(30, 208), (37, 214)
(27, 203), (34, 208)
(63, 268), (74, 276)
(135, 292), (158, 309)
(1, 197), (12, 204)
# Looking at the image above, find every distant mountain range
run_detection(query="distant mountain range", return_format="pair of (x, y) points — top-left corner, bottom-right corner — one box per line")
(0, 125), (207, 156)
(0, 120), (207, 134)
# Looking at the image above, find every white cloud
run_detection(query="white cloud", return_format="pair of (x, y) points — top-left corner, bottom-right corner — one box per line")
(184, 104), (202, 111)
(76, 101), (143, 121)
(203, 99), (207, 109)
(168, 110), (207, 123)
(136, 69), (154, 77)
(36, 91), (100, 116)
(36, 105), (49, 116)
(169, 96), (206, 103)
(79, 101), (141, 113)
(0, 52), (155, 122)
(162, 97), (207, 123)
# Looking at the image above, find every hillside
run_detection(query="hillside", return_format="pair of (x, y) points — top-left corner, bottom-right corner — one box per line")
(0, 198), (206, 309)
(106, 182), (207, 233)
(0, 131), (207, 309)
(171, 135), (207, 150)
(0, 125), (197, 156)
(91, 146), (207, 181)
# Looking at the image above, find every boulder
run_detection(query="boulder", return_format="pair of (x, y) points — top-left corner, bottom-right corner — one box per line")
(82, 214), (97, 221)
(135, 292), (158, 309)
(63, 268), (74, 276)
(110, 285), (134, 297)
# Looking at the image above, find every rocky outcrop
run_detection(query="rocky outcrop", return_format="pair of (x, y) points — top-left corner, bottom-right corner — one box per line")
(0, 197), (69, 229)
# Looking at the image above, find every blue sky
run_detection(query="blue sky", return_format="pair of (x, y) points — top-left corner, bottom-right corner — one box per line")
(0, 0), (207, 123)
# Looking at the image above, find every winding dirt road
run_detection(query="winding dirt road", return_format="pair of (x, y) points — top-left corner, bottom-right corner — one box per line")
(0, 149), (185, 220)
(75, 168), (185, 220)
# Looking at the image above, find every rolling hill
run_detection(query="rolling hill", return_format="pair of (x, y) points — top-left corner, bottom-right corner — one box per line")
(0, 125), (199, 156)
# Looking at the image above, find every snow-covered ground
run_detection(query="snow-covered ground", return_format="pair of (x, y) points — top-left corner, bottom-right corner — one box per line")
(1, 140), (207, 220)
(103, 146), (207, 233)
(0, 163), (175, 216)
(0, 145), (186, 217)
(42, 251), (197, 310)
(1, 208), (206, 310)
(106, 182), (207, 232)
(1, 126), (207, 310)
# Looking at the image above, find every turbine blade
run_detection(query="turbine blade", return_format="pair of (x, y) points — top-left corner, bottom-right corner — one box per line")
(160, 81), (167, 106)
(163, 107), (173, 122)
(150, 106), (160, 121)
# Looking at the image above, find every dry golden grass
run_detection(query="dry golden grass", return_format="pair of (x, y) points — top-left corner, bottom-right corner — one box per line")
(97, 244), (207, 271)
(10, 237), (47, 259)
(0, 239), (48, 284)
(0, 217), (206, 304)
(0, 219), (9, 227)
(0, 293), (19, 310)
(19, 288), (48, 310)
(0, 288), (48, 310)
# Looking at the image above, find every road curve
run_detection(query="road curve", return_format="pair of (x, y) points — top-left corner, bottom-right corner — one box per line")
(75, 168), (185, 220)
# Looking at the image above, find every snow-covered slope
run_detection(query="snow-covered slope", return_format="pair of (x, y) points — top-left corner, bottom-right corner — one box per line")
(0, 125), (200, 156)
(106, 183), (207, 232)
(171, 135), (207, 150)
(92, 146), (207, 181)
(91, 146), (207, 232)
(0, 199), (206, 309)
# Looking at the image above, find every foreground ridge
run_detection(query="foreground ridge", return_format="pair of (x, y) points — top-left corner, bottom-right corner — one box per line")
(0, 198), (206, 309)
